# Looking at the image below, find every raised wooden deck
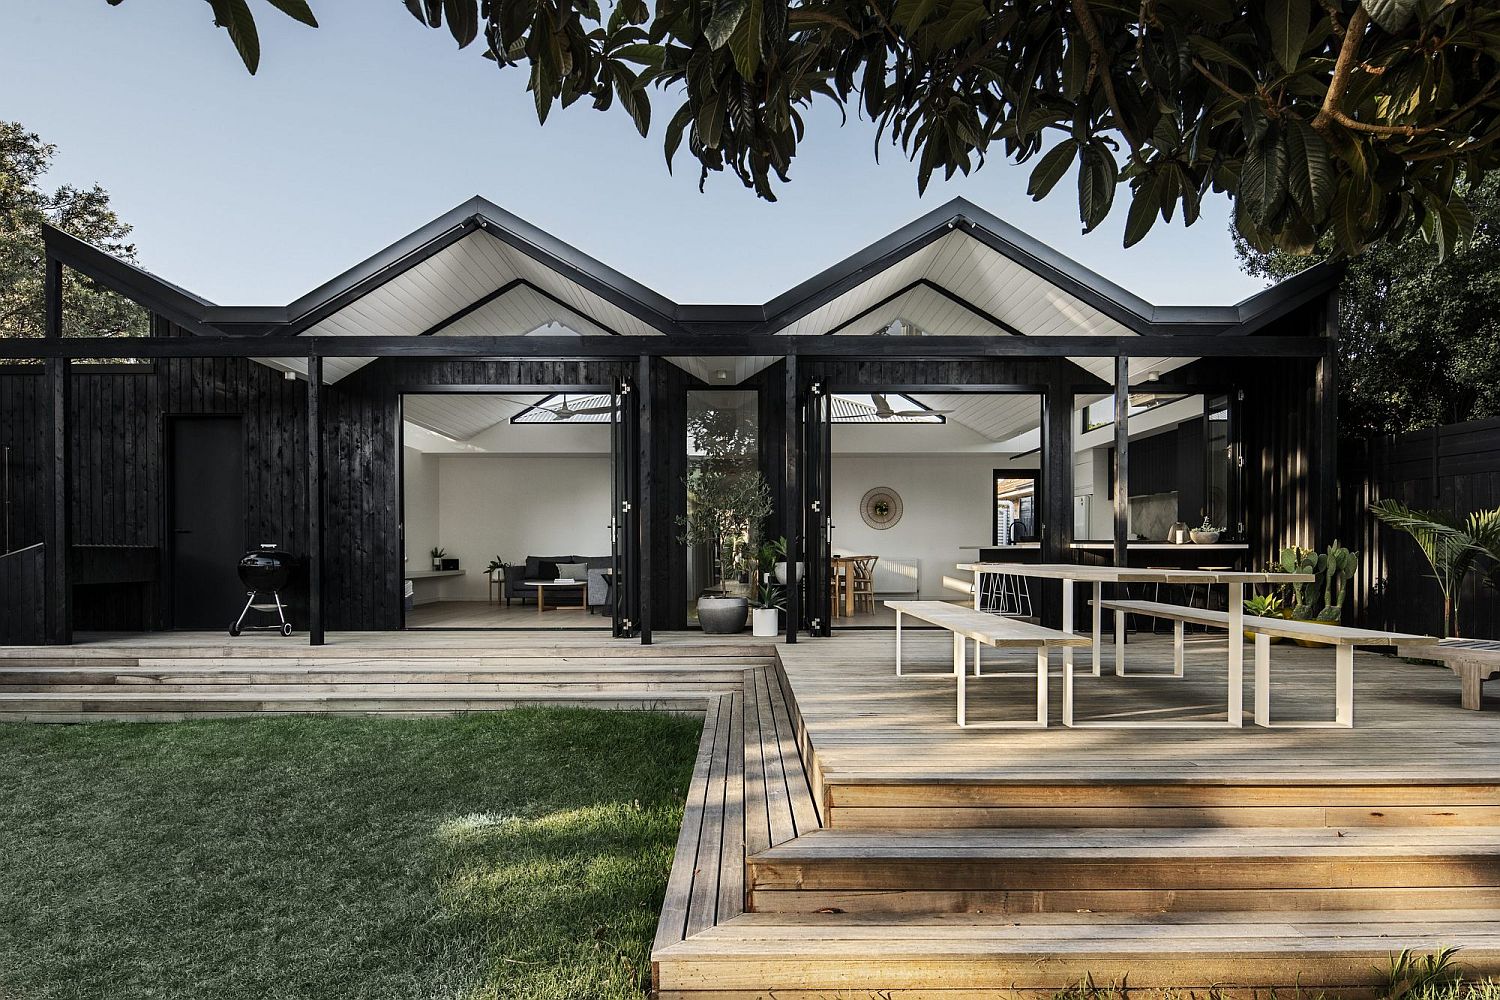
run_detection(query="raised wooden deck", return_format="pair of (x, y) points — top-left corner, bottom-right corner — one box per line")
(4, 628), (1498, 994)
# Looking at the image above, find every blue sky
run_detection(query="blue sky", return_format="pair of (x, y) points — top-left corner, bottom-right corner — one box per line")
(2, 2), (1268, 307)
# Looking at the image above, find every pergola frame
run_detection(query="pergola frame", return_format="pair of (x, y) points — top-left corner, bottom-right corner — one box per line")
(14, 197), (1341, 646)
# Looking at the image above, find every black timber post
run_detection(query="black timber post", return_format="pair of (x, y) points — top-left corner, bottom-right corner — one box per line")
(783, 355), (799, 644)
(43, 255), (71, 644)
(1112, 355), (1130, 569)
(306, 351), (325, 646)
(1314, 295), (1339, 548)
(1040, 362), (1073, 625)
(637, 354), (654, 645)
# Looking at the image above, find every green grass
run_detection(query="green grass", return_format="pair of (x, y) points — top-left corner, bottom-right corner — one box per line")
(0, 709), (703, 1000)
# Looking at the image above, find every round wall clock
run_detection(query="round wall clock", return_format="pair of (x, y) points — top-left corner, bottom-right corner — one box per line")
(860, 487), (903, 529)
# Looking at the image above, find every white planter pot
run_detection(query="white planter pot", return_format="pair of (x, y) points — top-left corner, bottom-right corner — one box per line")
(432, 560), (442, 571)
(773, 561), (804, 585)
(751, 607), (780, 637)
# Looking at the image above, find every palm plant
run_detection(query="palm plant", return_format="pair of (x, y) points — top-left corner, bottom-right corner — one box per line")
(1369, 499), (1486, 637)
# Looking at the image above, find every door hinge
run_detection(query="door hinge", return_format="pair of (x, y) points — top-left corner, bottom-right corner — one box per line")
(810, 499), (821, 512)
(620, 500), (633, 513)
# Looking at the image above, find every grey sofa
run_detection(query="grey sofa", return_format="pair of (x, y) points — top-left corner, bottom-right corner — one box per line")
(503, 555), (612, 611)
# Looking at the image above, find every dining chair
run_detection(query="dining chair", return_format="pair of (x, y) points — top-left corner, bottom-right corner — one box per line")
(851, 556), (878, 613)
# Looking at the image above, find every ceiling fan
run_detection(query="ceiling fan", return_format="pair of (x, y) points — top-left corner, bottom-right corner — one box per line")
(869, 393), (953, 420)
(536, 395), (617, 420)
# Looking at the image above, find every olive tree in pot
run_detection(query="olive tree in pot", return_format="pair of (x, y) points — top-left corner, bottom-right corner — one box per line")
(679, 406), (774, 634)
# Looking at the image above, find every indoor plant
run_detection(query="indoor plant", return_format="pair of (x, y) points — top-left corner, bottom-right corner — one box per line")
(1242, 592), (1284, 643)
(752, 539), (787, 636)
(429, 547), (446, 571)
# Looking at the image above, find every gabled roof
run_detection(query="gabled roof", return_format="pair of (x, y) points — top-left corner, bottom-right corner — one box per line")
(41, 195), (1343, 352)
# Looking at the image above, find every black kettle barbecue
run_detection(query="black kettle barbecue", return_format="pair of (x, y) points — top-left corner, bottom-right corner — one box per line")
(230, 544), (297, 637)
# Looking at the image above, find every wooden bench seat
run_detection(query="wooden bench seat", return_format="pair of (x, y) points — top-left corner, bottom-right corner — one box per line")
(885, 601), (1088, 730)
(1397, 638), (1500, 710)
(1101, 599), (1438, 729)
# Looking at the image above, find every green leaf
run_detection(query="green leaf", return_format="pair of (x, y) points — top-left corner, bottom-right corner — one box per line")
(1241, 128), (1287, 224)
(1264, 0), (1309, 74)
(442, 0), (478, 46)
(1361, 0), (1421, 34)
(209, 0), (261, 74)
(264, 0), (318, 27)
(1284, 115), (1332, 219)
(1077, 144), (1118, 232)
(663, 101), (695, 171)
(1026, 142), (1076, 201)
(1123, 170), (1165, 248)
(727, 0), (763, 78)
(892, 0), (939, 32)
(704, 0), (748, 50)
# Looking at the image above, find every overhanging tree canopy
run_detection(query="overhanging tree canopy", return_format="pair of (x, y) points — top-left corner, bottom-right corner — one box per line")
(94, 1), (1500, 255)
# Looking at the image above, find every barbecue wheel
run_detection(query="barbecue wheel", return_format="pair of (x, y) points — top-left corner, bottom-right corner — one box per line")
(281, 623), (293, 637)
(229, 624), (241, 637)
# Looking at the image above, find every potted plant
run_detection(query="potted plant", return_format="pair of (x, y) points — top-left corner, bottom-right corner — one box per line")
(752, 540), (786, 636)
(1316, 542), (1357, 624)
(679, 404), (774, 634)
(1276, 543), (1358, 646)
(1242, 592), (1284, 643)
(430, 546), (446, 571)
(1190, 516), (1221, 544)
(766, 536), (802, 586)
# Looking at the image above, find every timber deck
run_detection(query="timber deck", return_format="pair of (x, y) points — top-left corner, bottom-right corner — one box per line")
(3, 629), (1499, 994)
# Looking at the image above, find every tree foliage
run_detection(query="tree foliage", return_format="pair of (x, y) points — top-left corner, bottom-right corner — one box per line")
(0, 122), (147, 341)
(108, 0), (1500, 255)
(1236, 174), (1500, 437)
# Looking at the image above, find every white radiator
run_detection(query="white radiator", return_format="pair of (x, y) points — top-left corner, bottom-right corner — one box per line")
(874, 557), (920, 597)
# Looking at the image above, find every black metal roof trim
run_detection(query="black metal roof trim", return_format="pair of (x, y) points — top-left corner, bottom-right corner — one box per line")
(40, 195), (1343, 345)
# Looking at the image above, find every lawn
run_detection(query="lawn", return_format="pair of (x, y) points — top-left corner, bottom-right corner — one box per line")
(0, 708), (703, 1000)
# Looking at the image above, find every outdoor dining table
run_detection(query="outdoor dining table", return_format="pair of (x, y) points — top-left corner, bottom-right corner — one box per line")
(956, 563), (1315, 728)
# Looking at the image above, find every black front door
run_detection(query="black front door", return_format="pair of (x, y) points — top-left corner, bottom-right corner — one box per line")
(169, 417), (245, 628)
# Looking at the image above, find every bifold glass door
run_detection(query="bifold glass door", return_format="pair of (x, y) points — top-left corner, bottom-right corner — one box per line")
(801, 382), (832, 637)
(610, 376), (640, 638)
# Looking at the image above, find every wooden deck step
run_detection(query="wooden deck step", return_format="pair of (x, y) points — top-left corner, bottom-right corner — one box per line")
(650, 667), (820, 992)
(653, 909), (1500, 997)
(747, 827), (1500, 913)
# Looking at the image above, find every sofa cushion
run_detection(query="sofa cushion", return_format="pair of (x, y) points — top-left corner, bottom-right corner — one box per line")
(556, 562), (588, 581)
(525, 555), (571, 581)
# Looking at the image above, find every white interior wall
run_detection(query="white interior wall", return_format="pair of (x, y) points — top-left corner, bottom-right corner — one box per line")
(402, 451), (611, 602)
(830, 452), (1026, 599)
(401, 446), (440, 571)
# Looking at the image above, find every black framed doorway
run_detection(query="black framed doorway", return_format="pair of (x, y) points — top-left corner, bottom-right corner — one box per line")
(395, 383), (636, 633)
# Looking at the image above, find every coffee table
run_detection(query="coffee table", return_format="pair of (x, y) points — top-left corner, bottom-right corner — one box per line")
(524, 579), (586, 614)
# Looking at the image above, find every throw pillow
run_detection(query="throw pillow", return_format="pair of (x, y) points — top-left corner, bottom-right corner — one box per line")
(524, 556), (543, 580)
(537, 560), (560, 580)
(556, 562), (588, 581)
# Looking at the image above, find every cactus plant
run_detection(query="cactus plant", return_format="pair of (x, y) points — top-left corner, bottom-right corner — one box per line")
(1317, 541), (1358, 623)
(1277, 546), (1324, 619)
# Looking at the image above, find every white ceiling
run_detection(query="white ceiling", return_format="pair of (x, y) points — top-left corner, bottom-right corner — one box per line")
(263, 229), (664, 383)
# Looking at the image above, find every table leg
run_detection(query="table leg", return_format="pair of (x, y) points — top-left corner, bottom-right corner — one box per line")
(1173, 620), (1185, 677)
(1227, 581), (1244, 726)
(846, 569), (855, 619)
(954, 631), (967, 727)
(1035, 648), (1049, 727)
(894, 610), (903, 676)
(538, 589), (546, 615)
(1253, 632), (1271, 726)
(1335, 644), (1354, 727)
(1063, 645), (1075, 727)
(1062, 580), (1075, 675)
(1091, 581), (1102, 676)
(1114, 604), (1126, 677)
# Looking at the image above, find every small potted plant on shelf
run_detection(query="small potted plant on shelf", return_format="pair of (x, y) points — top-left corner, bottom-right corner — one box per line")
(1190, 516), (1221, 544)
(430, 547), (446, 571)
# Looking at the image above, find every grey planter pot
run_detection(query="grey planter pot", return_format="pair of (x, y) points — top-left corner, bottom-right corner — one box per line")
(698, 596), (749, 634)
